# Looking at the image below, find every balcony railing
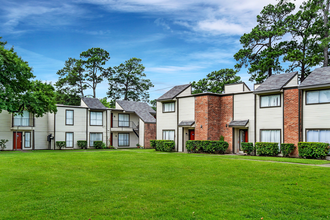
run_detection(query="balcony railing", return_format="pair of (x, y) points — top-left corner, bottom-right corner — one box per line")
(112, 120), (138, 130)
(12, 118), (34, 127)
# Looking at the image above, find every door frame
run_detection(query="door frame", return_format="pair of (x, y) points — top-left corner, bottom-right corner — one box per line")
(188, 129), (195, 140)
(13, 132), (23, 150)
(239, 129), (248, 151)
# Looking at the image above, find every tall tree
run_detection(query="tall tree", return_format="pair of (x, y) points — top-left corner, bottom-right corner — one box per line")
(191, 69), (241, 94)
(80, 48), (110, 98)
(315, 0), (330, 66)
(107, 58), (154, 102)
(283, 1), (324, 81)
(0, 38), (57, 116)
(99, 97), (115, 108)
(234, 0), (295, 83)
(55, 58), (88, 105)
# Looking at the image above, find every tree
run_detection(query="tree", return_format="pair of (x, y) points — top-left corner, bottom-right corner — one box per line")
(99, 97), (115, 108)
(80, 48), (110, 98)
(0, 38), (57, 116)
(107, 58), (154, 103)
(150, 99), (157, 111)
(55, 89), (81, 106)
(191, 69), (241, 94)
(234, 0), (295, 83)
(283, 1), (324, 81)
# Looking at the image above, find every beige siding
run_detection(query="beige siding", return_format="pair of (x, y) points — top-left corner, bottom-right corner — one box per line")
(284, 74), (298, 87)
(0, 111), (13, 150)
(233, 93), (255, 146)
(115, 103), (123, 109)
(139, 119), (145, 146)
(255, 93), (283, 142)
(302, 90), (330, 141)
(80, 100), (88, 107)
(254, 84), (261, 90)
(243, 84), (251, 91)
(177, 86), (192, 97)
(34, 115), (49, 149)
(225, 84), (243, 94)
(178, 97), (195, 122)
(112, 132), (138, 148)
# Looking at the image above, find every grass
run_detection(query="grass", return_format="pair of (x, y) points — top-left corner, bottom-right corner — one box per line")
(0, 149), (330, 219)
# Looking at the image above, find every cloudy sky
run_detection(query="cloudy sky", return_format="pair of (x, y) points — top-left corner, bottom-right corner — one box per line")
(1, 0), (304, 100)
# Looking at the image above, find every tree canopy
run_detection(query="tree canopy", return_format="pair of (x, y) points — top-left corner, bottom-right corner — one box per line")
(107, 58), (154, 103)
(0, 37), (57, 116)
(191, 69), (241, 94)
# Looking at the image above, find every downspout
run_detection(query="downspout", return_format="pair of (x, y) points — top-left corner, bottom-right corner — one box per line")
(106, 110), (108, 147)
(176, 98), (179, 152)
(254, 94), (257, 155)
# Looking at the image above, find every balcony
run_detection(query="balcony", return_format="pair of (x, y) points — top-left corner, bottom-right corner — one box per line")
(111, 120), (139, 132)
(12, 117), (35, 127)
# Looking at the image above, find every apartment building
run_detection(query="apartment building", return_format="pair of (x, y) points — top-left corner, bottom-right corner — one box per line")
(0, 98), (156, 150)
(156, 67), (330, 156)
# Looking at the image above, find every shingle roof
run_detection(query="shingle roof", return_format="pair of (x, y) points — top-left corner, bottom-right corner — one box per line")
(254, 72), (298, 93)
(178, 121), (195, 126)
(157, 84), (191, 100)
(81, 97), (107, 110)
(300, 67), (330, 88)
(116, 100), (156, 123)
(229, 120), (249, 127)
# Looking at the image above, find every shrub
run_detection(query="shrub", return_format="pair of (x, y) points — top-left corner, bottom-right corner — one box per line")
(241, 142), (254, 155)
(136, 143), (140, 148)
(150, 140), (156, 149)
(154, 140), (175, 152)
(281, 143), (295, 157)
(56, 141), (66, 150)
(298, 142), (329, 159)
(94, 141), (106, 149)
(255, 142), (279, 156)
(219, 135), (224, 141)
(77, 140), (87, 149)
(108, 145), (116, 149)
(186, 140), (229, 154)
(0, 139), (8, 150)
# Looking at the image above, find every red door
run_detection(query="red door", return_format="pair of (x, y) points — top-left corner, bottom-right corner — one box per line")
(13, 132), (22, 150)
(189, 130), (195, 140)
(244, 130), (248, 142)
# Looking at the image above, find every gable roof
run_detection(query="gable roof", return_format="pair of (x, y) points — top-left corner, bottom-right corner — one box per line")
(254, 72), (298, 94)
(116, 100), (156, 123)
(81, 97), (107, 110)
(300, 67), (330, 89)
(157, 84), (191, 101)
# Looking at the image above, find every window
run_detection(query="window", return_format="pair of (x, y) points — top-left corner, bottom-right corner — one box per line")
(66, 132), (73, 148)
(163, 102), (175, 112)
(307, 130), (330, 143)
(13, 111), (31, 126)
(261, 130), (281, 149)
(163, 130), (175, 141)
(90, 112), (103, 126)
(25, 132), (31, 148)
(118, 114), (130, 127)
(66, 110), (74, 125)
(260, 94), (280, 107)
(90, 133), (102, 146)
(118, 133), (129, 146)
(306, 90), (330, 104)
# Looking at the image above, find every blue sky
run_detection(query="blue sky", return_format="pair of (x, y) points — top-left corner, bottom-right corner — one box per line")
(1, 0), (304, 100)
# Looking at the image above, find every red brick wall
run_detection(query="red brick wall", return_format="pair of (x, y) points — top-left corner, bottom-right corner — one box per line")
(284, 89), (299, 157)
(144, 123), (156, 149)
(195, 95), (233, 152)
(220, 95), (233, 153)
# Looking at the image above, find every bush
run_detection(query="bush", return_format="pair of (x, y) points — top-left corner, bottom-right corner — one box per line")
(0, 139), (8, 150)
(154, 140), (175, 152)
(94, 141), (106, 149)
(77, 140), (87, 149)
(108, 145), (116, 149)
(56, 141), (66, 150)
(298, 142), (329, 159)
(255, 142), (279, 156)
(281, 143), (295, 157)
(219, 135), (224, 141)
(186, 140), (229, 154)
(241, 142), (254, 155)
(150, 140), (156, 149)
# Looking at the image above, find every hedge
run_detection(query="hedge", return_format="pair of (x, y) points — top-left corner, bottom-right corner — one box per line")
(255, 142), (279, 156)
(94, 141), (106, 149)
(154, 140), (175, 152)
(150, 140), (156, 149)
(281, 143), (295, 157)
(77, 140), (87, 149)
(241, 142), (254, 155)
(186, 140), (229, 154)
(56, 141), (66, 150)
(298, 142), (329, 159)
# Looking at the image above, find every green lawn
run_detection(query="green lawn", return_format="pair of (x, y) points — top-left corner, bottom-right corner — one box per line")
(0, 149), (329, 219)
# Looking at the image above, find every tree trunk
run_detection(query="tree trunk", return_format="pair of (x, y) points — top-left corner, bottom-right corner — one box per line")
(268, 37), (272, 77)
(301, 64), (305, 82)
(324, 0), (329, 66)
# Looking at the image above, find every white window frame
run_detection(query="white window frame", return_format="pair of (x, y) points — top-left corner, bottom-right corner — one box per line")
(306, 129), (330, 143)
(25, 132), (31, 148)
(90, 111), (103, 126)
(118, 114), (130, 127)
(163, 102), (175, 112)
(118, 133), (130, 146)
(260, 129), (281, 150)
(260, 94), (281, 108)
(163, 130), (175, 141)
(90, 133), (103, 147)
(306, 89), (330, 104)
(66, 132), (74, 148)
